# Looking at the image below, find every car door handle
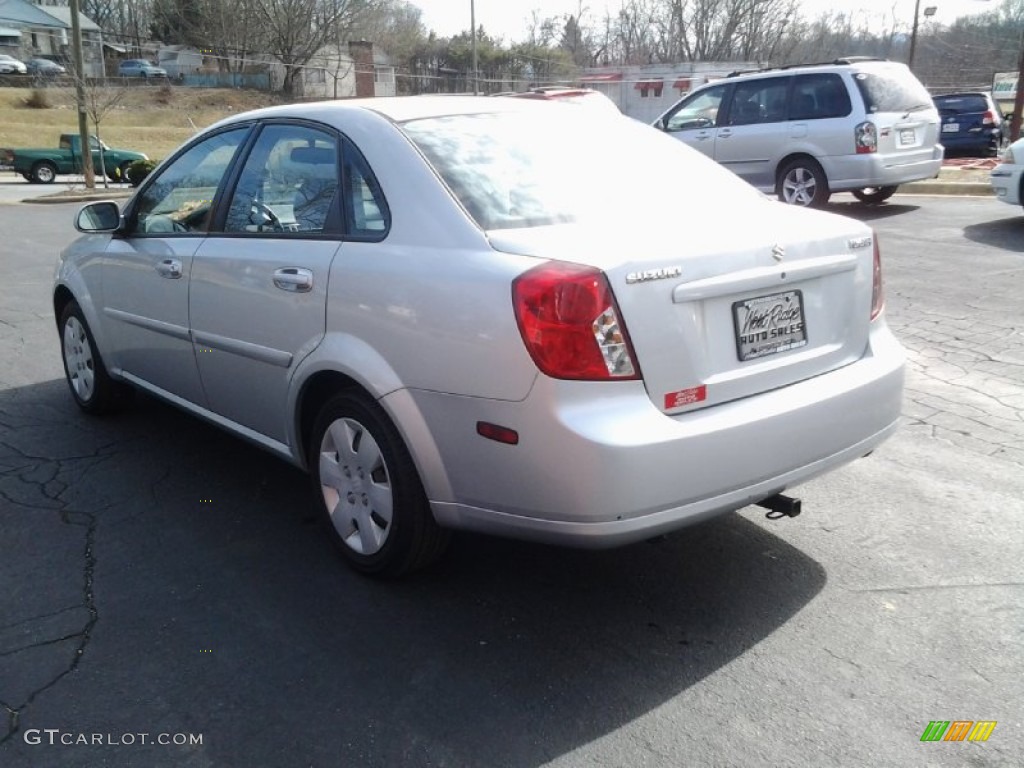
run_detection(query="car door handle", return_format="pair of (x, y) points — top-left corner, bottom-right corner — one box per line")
(717, 129), (733, 138)
(155, 258), (182, 279)
(273, 267), (313, 293)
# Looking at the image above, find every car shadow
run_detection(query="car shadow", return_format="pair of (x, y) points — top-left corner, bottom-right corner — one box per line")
(963, 216), (1024, 252)
(1, 381), (827, 767)
(823, 200), (921, 221)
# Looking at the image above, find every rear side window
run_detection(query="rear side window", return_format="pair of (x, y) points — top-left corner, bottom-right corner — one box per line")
(853, 68), (933, 113)
(342, 140), (389, 238)
(790, 74), (851, 120)
(934, 95), (989, 114)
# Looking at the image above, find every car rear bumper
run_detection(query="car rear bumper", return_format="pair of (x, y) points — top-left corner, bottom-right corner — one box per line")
(400, 321), (905, 548)
(940, 132), (1000, 152)
(991, 167), (1023, 205)
(826, 151), (943, 191)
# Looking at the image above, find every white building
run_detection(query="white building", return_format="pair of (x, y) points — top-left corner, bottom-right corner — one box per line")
(580, 62), (761, 123)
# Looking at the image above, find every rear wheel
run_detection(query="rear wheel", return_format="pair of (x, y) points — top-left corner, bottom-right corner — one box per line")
(309, 392), (449, 577)
(851, 186), (898, 205)
(59, 301), (132, 413)
(776, 159), (830, 207)
(30, 161), (57, 184)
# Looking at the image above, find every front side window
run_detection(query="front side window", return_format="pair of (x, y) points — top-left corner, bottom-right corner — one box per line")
(663, 84), (728, 131)
(225, 124), (339, 235)
(133, 127), (248, 235)
(727, 77), (790, 126)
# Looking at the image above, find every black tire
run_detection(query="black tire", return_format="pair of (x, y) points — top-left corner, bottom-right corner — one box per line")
(776, 158), (830, 207)
(851, 186), (898, 205)
(30, 161), (57, 184)
(58, 301), (132, 414)
(309, 392), (449, 577)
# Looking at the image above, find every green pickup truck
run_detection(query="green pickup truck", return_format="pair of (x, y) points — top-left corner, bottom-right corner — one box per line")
(0, 133), (147, 183)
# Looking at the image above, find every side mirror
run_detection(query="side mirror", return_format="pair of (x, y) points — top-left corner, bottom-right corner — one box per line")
(75, 201), (122, 233)
(653, 118), (666, 131)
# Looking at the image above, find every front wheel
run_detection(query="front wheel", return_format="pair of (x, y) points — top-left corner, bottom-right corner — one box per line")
(59, 301), (132, 413)
(851, 186), (898, 205)
(776, 159), (830, 207)
(310, 392), (449, 577)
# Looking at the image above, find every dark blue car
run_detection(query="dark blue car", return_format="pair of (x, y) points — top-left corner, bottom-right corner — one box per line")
(933, 92), (1003, 157)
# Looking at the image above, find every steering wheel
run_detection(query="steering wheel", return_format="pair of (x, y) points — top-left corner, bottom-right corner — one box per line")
(251, 202), (284, 233)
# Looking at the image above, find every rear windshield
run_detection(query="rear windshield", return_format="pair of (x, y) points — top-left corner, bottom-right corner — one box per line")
(853, 68), (933, 114)
(401, 110), (761, 231)
(933, 94), (989, 113)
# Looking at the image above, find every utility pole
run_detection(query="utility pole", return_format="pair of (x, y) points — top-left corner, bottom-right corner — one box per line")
(470, 0), (478, 95)
(908, 0), (922, 71)
(69, 0), (95, 188)
(1011, 27), (1024, 143)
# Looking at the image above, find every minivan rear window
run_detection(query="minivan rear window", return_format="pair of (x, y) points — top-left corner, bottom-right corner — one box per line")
(853, 69), (933, 113)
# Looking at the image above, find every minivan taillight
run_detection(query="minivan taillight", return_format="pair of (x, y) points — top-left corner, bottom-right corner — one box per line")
(855, 121), (877, 154)
(871, 236), (884, 321)
(982, 110), (995, 125)
(512, 261), (640, 380)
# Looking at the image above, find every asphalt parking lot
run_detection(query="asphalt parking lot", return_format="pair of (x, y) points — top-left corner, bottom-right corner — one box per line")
(0, 195), (1021, 767)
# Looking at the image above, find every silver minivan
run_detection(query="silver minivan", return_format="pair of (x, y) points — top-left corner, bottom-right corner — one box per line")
(654, 58), (943, 206)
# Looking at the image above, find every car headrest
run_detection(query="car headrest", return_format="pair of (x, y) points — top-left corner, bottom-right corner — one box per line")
(290, 146), (335, 166)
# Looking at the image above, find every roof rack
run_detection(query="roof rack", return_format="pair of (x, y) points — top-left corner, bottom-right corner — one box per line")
(726, 57), (890, 78)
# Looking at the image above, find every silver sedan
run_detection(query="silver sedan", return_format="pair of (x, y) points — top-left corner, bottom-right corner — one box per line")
(54, 96), (905, 576)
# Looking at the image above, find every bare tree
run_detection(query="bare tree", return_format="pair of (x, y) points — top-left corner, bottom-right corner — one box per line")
(255, 0), (376, 95)
(64, 65), (132, 188)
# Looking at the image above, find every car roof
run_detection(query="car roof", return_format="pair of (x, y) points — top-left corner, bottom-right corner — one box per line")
(214, 95), (546, 129)
(723, 57), (908, 81)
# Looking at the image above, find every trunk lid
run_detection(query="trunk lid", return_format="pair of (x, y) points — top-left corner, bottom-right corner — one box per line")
(489, 201), (876, 414)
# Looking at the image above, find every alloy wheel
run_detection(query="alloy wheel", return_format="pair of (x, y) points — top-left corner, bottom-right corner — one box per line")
(318, 417), (393, 555)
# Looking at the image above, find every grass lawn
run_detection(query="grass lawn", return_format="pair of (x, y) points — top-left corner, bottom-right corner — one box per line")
(0, 85), (283, 162)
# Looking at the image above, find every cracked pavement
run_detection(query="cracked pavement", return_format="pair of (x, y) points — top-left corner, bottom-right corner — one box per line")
(0, 199), (1021, 766)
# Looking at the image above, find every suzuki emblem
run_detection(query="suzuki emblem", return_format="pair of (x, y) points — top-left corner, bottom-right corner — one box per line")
(771, 244), (785, 263)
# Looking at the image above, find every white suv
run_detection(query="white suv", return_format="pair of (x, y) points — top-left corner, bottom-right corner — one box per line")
(654, 57), (943, 206)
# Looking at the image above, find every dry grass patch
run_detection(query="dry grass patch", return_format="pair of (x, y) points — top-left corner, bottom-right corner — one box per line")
(0, 85), (284, 161)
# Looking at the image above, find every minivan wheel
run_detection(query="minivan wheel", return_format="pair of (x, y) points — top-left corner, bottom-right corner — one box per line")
(851, 186), (898, 205)
(777, 159), (830, 207)
(309, 392), (449, 577)
(59, 301), (132, 413)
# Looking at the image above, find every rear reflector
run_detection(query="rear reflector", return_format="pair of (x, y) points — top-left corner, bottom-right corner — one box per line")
(476, 421), (519, 445)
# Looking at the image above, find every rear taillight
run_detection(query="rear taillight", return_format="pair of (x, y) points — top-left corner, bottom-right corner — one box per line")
(855, 121), (877, 154)
(512, 261), (640, 380)
(982, 110), (995, 125)
(871, 236), (884, 321)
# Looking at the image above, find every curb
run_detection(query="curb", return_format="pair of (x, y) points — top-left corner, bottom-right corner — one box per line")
(898, 181), (992, 197)
(25, 190), (134, 205)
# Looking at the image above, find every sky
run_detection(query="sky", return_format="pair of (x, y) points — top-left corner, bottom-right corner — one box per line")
(411, 0), (1001, 43)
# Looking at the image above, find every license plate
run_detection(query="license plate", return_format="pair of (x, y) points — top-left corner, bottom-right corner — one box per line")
(899, 128), (916, 145)
(733, 290), (807, 361)
(941, 123), (959, 133)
